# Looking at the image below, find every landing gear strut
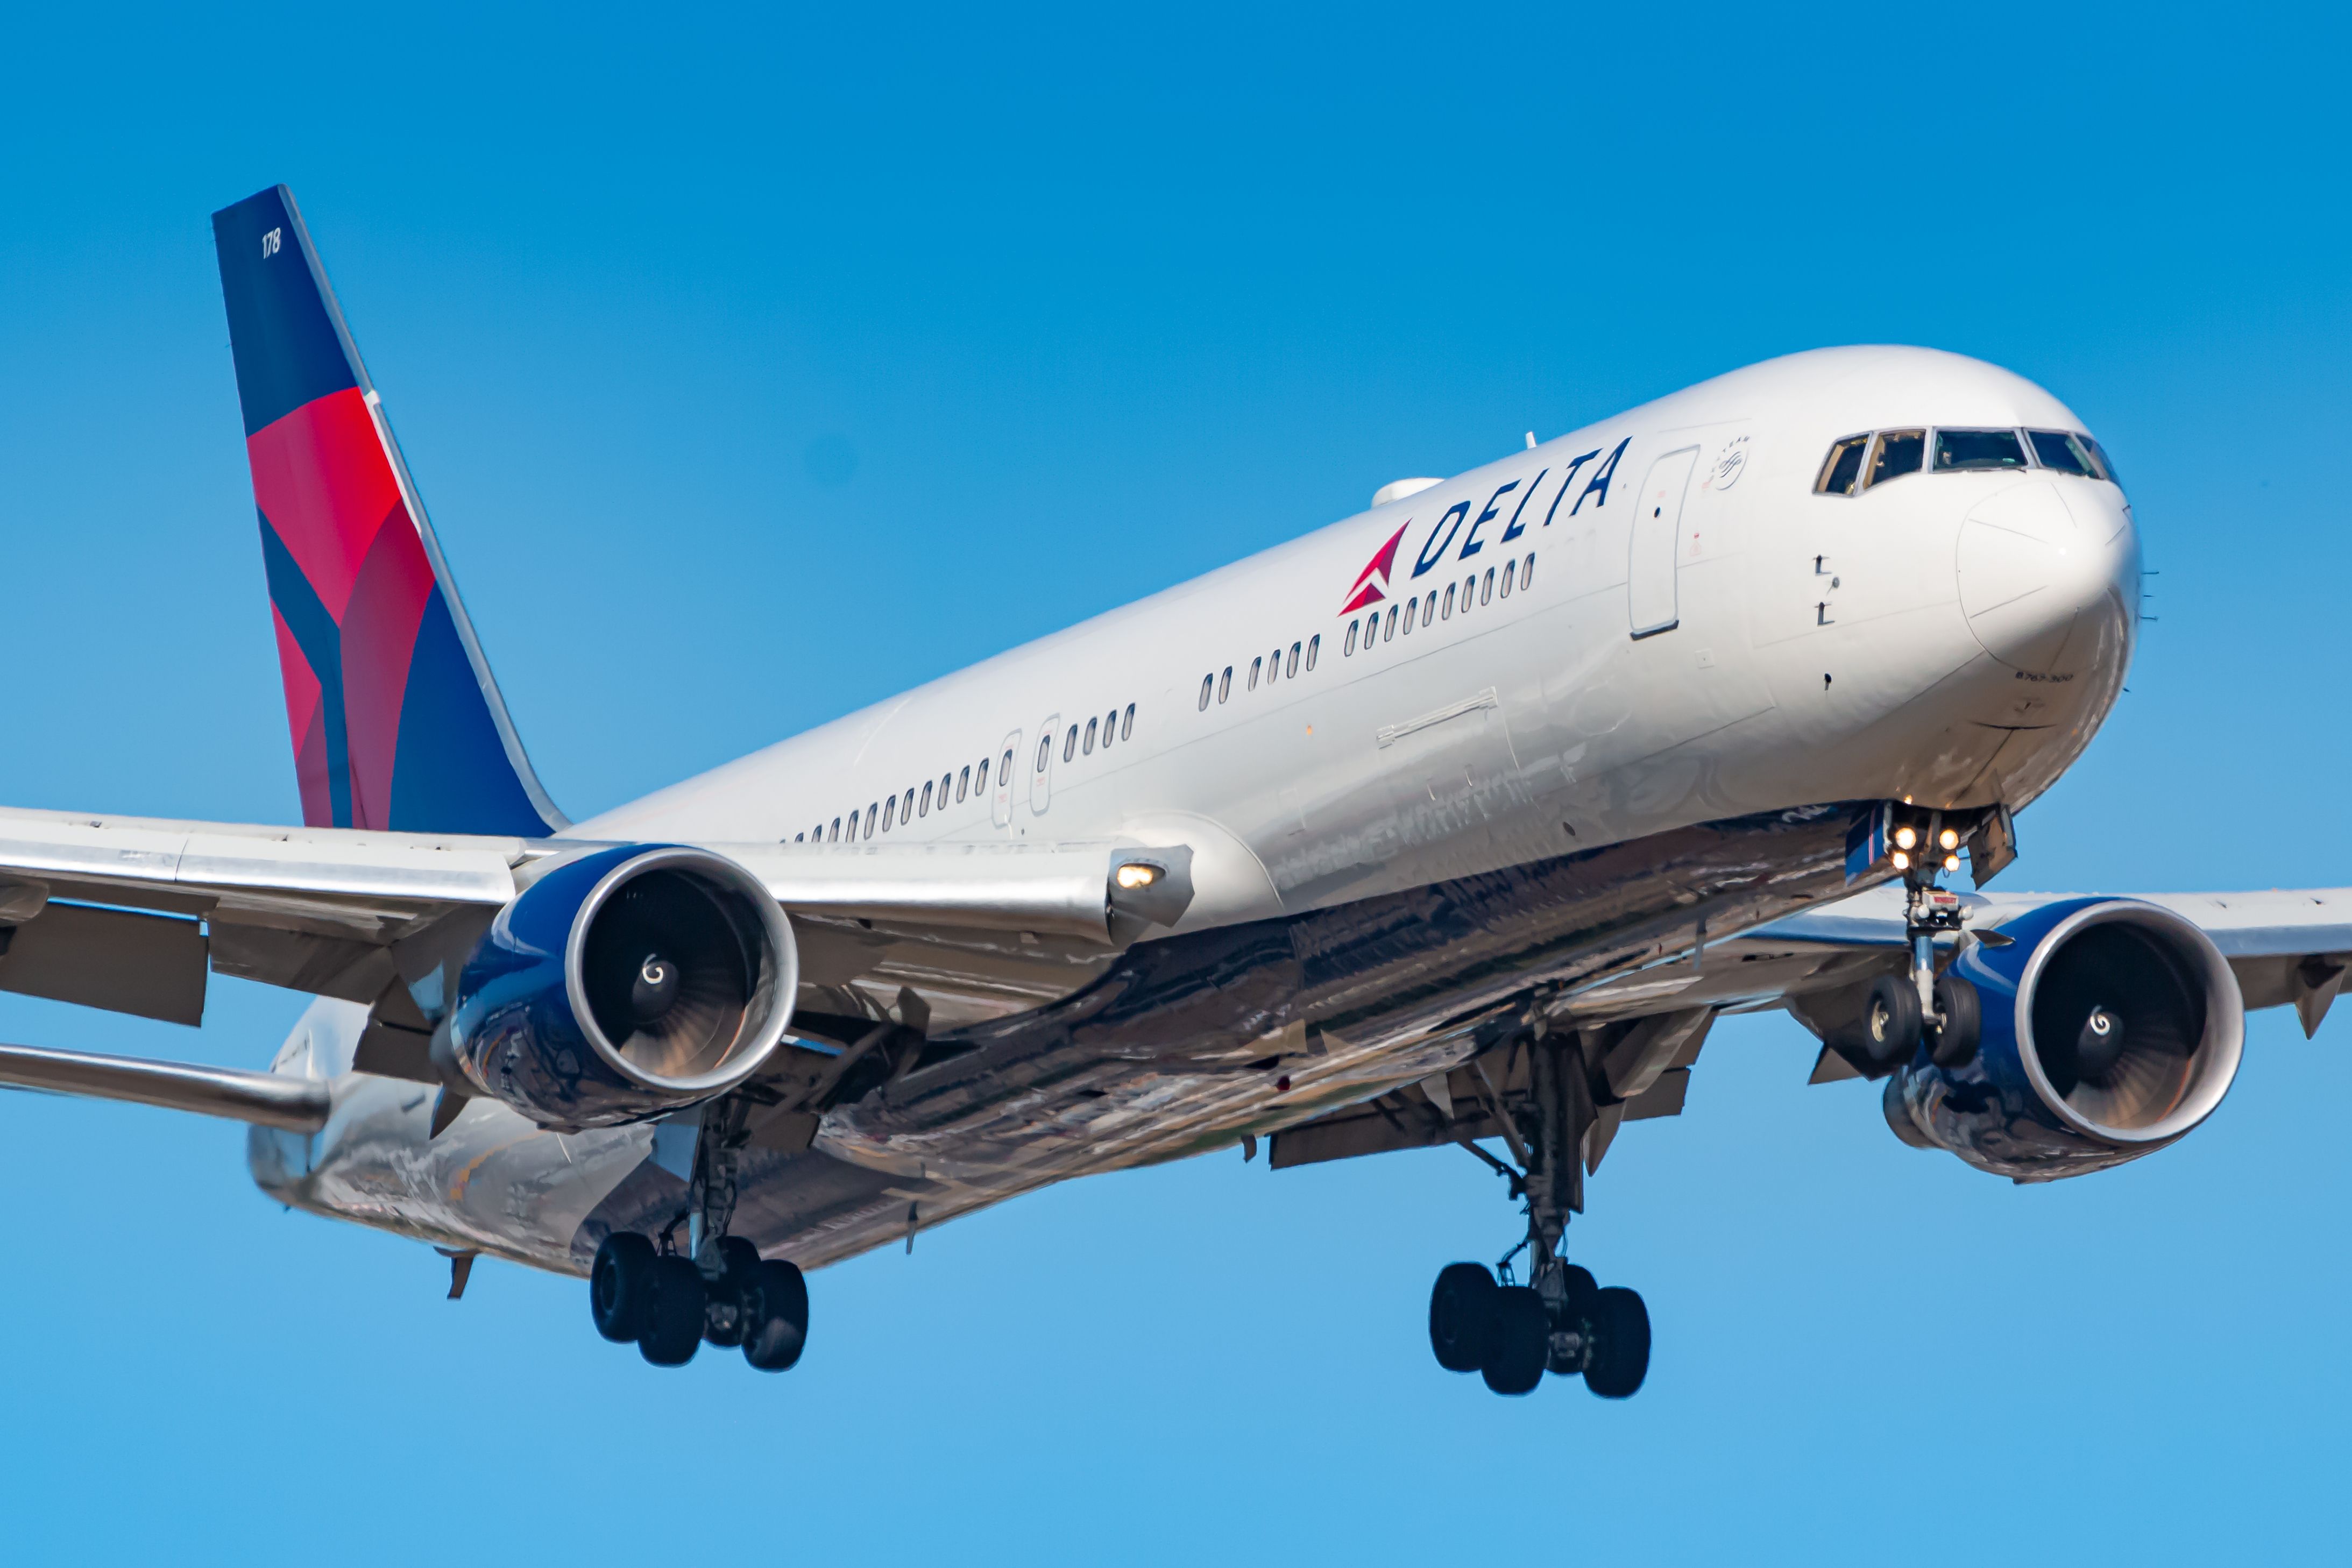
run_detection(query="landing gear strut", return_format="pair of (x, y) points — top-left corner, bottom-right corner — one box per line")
(587, 1094), (810, 1372)
(1426, 1020), (1652, 1399)
(1862, 813), (1983, 1072)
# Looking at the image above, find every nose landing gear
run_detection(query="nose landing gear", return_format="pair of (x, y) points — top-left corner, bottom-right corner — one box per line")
(1426, 1023), (1653, 1398)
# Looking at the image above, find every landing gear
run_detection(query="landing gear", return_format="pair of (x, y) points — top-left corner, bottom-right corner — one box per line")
(1426, 1020), (1653, 1399)
(585, 1093), (812, 1373)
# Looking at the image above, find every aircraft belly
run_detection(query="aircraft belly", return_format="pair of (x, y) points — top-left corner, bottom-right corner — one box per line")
(686, 799), (1868, 1268)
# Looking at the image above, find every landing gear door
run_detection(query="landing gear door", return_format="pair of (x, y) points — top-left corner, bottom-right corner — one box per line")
(1029, 714), (1059, 815)
(991, 730), (1022, 829)
(1629, 445), (1700, 638)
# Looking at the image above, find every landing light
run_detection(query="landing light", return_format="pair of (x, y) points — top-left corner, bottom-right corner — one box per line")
(1892, 850), (1912, 871)
(1939, 828), (1961, 852)
(1943, 854), (1961, 874)
(1894, 826), (1918, 852)
(1115, 863), (1158, 890)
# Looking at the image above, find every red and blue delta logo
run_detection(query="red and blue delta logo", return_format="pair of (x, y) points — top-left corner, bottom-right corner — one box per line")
(1336, 437), (1630, 616)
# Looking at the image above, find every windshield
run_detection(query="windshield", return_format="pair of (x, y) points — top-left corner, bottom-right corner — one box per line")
(1933, 429), (2029, 472)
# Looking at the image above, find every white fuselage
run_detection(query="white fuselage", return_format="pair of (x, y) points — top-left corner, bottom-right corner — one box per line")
(255, 344), (2140, 1271)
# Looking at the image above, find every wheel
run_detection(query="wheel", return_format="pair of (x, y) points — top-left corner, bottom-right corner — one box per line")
(590, 1232), (657, 1343)
(1930, 974), (1982, 1069)
(1583, 1286), (1651, 1399)
(1480, 1286), (1548, 1396)
(637, 1254), (706, 1367)
(1428, 1262), (1498, 1373)
(1865, 974), (1923, 1066)
(702, 1236), (762, 1347)
(1546, 1264), (1598, 1375)
(742, 1258), (810, 1372)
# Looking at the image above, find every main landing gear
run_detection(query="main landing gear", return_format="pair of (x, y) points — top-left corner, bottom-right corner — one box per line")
(590, 1230), (809, 1370)
(587, 1094), (809, 1371)
(1427, 1021), (1652, 1398)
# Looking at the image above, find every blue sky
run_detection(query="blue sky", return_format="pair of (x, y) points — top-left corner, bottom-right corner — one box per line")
(3, 4), (2349, 1561)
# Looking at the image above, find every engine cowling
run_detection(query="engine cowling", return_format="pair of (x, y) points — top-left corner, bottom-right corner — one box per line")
(448, 845), (797, 1129)
(1885, 898), (2243, 1181)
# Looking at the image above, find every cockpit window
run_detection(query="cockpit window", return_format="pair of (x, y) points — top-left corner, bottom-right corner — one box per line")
(1933, 429), (2029, 472)
(2027, 429), (2100, 477)
(2084, 436), (2120, 485)
(1865, 430), (1924, 488)
(1816, 435), (1869, 496)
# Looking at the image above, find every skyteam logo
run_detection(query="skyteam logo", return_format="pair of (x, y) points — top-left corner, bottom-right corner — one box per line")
(1338, 522), (1409, 614)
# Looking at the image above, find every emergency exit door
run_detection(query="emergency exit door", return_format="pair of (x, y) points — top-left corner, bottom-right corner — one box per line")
(1628, 445), (1699, 638)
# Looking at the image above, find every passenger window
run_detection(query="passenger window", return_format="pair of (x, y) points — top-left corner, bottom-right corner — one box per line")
(992, 751), (1006, 787)
(1100, 709), (1115, 749)
(957, 765), (970, 802)
(940, 772), (951, 805)
(1462, 573), (1475, 611)
(1816, 434), (1870, 495)
(1866, 430), (1924, 488)
(1422, 595), (1434, 627)
(1265, 649), (1279, 685)
(1219, 666), (1232, 702)
(1286, 642), (1300, 677)
(920, 781), (933, 815)
(1402, 597), (1417, 635)
(1501, 558), (1514, 597)
(1442, 583), (1455, 619)
(1521, 552), (1534, 587)
(1345, 620), (1359, 655)
(1036, 736), (1051, 773)
(1122, 701), (1135, 739)
(1198, 674), (1213, 710)
(1384, 605), (1398, 639)
(2027, 429), (2096, 477)
(1481, 568), (1494, 604)
(904, 787), (915, 820)
(1083, 717), (1097, 754)
(1933, 429), (2029, 471)
(1305, 635), (1319, 670)
(882, 796), (895, 832)
(864, 803), (877, 837)
(794, 832), (804, 842)
(830, 817), (841, 842)
(1249, 656), (1263, 690)
(1065, 725), (1078, 761)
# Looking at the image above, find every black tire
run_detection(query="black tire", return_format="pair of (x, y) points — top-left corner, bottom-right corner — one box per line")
(1583, 1286), (1651, 1399)
(1547, 1265), (1599, 1375)
(702, 1236), (762, 1347)
(742, 1259), (810, 1372)
(1865, 974), (1924, 1066)
(638, 1254), (706, 1367)
(590, 1232), (657, 1343)
(1428, 1262), (1498, 1374)
(1481, 1286), (1549, 1396)
(1930, 974), (1982, 1069)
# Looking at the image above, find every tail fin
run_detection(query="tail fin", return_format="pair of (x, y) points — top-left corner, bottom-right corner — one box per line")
(211, 185), (564, 838)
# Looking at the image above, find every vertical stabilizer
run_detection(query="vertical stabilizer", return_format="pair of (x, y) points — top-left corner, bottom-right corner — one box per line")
(212, 185), (564, 838)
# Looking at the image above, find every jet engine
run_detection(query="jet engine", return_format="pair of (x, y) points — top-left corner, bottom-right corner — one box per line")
(1884, 898), (2242, 1181)
(447, 845), (797, 1129)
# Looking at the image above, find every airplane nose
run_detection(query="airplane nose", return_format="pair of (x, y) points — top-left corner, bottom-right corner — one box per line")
(1954, 479), (2138, 672)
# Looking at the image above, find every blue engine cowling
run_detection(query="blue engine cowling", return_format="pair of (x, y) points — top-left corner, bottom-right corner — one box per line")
(447, 845), (798, 1129)
(1885, 897), (2243, 1181)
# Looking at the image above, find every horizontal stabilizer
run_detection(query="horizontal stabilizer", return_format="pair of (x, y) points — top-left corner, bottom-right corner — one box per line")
(0, 1040), (329, 1132)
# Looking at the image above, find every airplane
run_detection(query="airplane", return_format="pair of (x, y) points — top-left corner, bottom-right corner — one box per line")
(2, 182), (2340, 1398)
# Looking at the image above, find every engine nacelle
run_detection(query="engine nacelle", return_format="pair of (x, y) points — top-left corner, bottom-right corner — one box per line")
(448, 845), (797, 1129)
(1885, 898), (2242, 1181)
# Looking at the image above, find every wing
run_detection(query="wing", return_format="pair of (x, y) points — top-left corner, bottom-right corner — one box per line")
(1266, 881), (2352, 1175)
(0, 805), (1187, 1036)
